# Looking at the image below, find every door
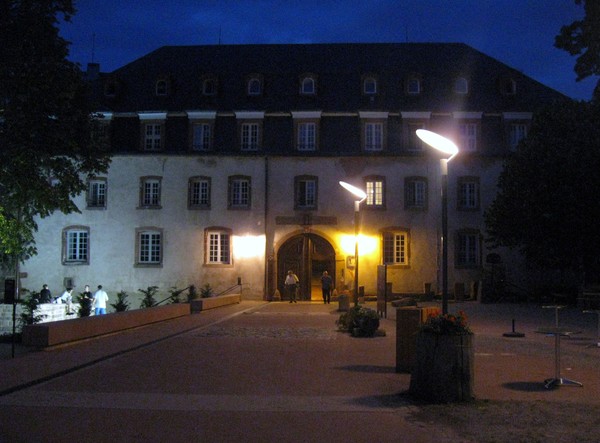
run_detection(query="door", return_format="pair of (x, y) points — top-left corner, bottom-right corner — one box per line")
(277, 234), (335, 301)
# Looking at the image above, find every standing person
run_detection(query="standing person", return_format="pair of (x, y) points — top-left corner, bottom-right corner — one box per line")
(321, 271), (333, 304)
(93, 285), (109, 315)
(79, 285), (93, 317)
(285, 270), (299, 303)
(39, 284), (52, 303)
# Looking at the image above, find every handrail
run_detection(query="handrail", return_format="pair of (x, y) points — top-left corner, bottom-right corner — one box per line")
(153, 286), (191, 307)
(215, 283), (242, 297)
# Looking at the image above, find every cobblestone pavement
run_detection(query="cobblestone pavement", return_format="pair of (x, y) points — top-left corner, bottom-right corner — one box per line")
(0, 300), (598, 442)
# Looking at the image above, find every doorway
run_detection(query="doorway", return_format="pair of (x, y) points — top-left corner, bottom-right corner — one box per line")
(277, 234), (336, 301)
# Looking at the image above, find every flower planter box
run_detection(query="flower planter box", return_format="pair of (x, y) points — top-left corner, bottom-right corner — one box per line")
(190, 294), (241, 313)
(409, 332), (474, 403)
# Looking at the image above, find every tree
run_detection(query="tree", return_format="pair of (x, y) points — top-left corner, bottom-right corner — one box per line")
(0, 1), (110, 267)
(555, 0), (600, 100)
(484, 100), (600, 282)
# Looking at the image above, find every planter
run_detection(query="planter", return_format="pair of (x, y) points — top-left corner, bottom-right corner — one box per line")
(409, 331), (474, 403)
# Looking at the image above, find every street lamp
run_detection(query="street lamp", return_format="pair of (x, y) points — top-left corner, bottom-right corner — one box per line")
(416, 129), (459, 314)
(339, 181), (367, 306)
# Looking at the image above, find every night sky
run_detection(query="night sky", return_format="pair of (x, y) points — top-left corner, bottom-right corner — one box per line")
(60, 0), (597, 101)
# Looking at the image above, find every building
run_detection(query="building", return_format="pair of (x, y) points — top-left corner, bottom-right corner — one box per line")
(18, 43), (566, 305)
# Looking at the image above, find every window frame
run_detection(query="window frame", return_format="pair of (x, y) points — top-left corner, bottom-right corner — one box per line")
(135, 227), (163, 267)
(457, 176), (480, 211)
(139, 176), (162, 209)
(202, 77), (218, 96)
(239, 121), (261, 151)
(362, 120), (386, 152)
(141, 121), (164, 151)
(406, 77), (421, 95)
(363, 76), (377, 95)
(204, 227), (232, 266)
(454, 77), (469, 94)
(188, 176), (211, 209)
(382, 229), (410, 267)
(405, 176), (428, 210)
(509, 123), (528, 151)
(62, 226), (90, 265)
(228, 175), (251, 209)
(191, 121), (213, 151)
(458, 122), (479, 152)
(299, 75), (316, 95)
(456, 229), (480, 268)
(295, 120), (318, 151)
(364, 176), (385, 209)
(87, 177), (107, 209)
(247, 76), (262, 96)
(155, 79), (169, 96)
(294, 175), (318, 210)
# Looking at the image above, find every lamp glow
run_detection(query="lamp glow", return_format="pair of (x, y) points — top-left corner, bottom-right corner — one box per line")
(416, 129), (459, 161)
(339, 181), (367, 200)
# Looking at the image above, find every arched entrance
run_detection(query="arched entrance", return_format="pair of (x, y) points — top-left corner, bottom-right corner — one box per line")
(277, 234), (336, 301)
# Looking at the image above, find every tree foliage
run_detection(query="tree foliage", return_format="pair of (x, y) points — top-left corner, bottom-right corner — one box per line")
(555, 0), (600, 100)
(485, 100), (600, 277)
(0, 1), (110, 261)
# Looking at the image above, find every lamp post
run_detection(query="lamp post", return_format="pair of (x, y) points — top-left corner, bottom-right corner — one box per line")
(416, 129), (459, 315)
(339, 181), (367, 306)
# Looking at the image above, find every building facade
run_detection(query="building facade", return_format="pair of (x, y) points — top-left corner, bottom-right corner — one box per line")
(18, 43), (565, 305)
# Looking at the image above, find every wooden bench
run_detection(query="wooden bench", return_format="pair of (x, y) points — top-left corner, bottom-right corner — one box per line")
(22, 303), (190, 348)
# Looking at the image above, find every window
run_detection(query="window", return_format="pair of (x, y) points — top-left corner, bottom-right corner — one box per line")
(155, 79), (168, 96)
(383, 230), (409, 265)
(499, 77), (516, 95)
(63, 227), (89, 265)
(240, 122), (260, 151)
(458, 177), (480, 210)
(363, 77), (377, 94)
(192, 122), (213, 151)
(205, 228), (231, 265)
(295, 176), (318, 210)
(300, 76), (316, 95)
(364, 122), (384, 151)
(364, 176), (385, 208)
(139, 177), (162, 208)
(297, 121), (317, 151)
(202, 77), (217, 96)
(407, 123), (425, 151)
(454, 77), (469, 94)
(509, 123), (527, 151)
(143, 123), (163, 151)
(136, 228), (162, 266)
(228, 176), (251, 209)
(188, 176), (211, 209)
(456, 230), (480, 267)
(247, 77), (261, 95)
(406, 77), (421, 94)
(459, 123), (477, 152)
(405, 177), (428, 209)
(87, 178), (107, 208)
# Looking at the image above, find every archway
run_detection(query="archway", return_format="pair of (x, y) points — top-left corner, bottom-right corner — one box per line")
(277, 234), (336, 301)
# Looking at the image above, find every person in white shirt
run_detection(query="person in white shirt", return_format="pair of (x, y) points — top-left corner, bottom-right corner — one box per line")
(92, 285), (109, 315)
(284, 270), (299, 303)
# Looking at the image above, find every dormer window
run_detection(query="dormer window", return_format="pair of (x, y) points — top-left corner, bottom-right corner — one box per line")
(363, 76), (377, 94)
(499, 77), (516, 95)
(454, 77), (469, 94)
(300, 76), (316, 95)
(104, 79), (119, 97)
(247, 77), (262, 96)
(155, 79), (168, 96)
(406, 77), (421, 95)
(202, 77), (218, 96)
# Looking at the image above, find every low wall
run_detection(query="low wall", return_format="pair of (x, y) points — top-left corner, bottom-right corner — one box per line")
(0, 303), (76, 335)
(22, 303), (190, 348)
(190, 294), (241, 313)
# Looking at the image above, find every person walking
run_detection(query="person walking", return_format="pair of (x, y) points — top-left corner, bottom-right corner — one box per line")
(321, 271), (333, 304)
(92, 285), (109, 315)
(285, 270), (299, 303)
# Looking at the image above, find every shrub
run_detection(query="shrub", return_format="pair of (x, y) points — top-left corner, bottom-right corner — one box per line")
(19, 290), (46, 327)
(421, 310), (472, 335)
(168, 286), (187, 304)
(111, 291), (130, 312)
(139, 286), (159, 308)
(200, 283), (213, 298)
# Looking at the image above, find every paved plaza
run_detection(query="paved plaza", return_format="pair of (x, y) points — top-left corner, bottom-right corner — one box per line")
(0, 300), (599, 442)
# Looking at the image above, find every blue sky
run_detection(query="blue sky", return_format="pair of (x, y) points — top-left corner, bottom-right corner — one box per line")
(60, 0), (597, 100)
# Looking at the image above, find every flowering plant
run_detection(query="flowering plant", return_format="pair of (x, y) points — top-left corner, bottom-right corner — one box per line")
(421, 310), (472, 335)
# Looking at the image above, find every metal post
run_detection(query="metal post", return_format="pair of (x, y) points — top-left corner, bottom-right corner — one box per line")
(353, 200), (360, 306)
(441, 159), (449, 315)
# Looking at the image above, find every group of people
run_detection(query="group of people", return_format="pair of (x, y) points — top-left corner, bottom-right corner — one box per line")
(38, 284), (109, 315)
(284, 270), (334, 304)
